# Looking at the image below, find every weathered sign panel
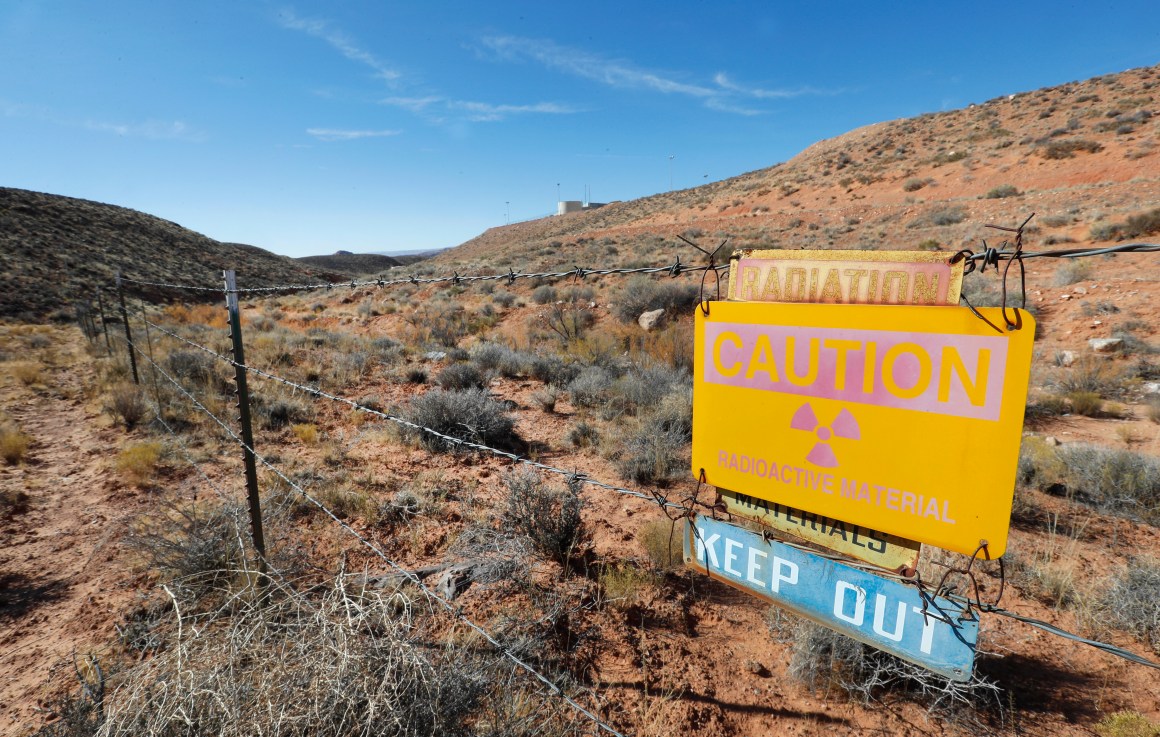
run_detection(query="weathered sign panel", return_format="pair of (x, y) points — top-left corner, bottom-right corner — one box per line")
(728, 249), (964, 306)
(692, 302), (1034, 557)
(686, 514), (978, 681)
(717, 488), (921, 574)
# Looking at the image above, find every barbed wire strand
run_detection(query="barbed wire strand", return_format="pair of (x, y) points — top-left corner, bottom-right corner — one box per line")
(118, 333), (628, 737)
(120, 260), (725, 295)
(127, 309), (1160, 676)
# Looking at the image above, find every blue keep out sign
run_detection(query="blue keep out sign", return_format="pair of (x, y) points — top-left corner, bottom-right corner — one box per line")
(685, 514), (977, 681)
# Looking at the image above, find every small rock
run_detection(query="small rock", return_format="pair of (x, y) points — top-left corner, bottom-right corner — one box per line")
(1143, 382), (1160, 395)
(1093, 320), (1102, 326)
(1058, 350), (1076, 367)
(589, 301), (597, 309)
(1089, 338), (1123, 354)
(1073, 286), (1087, 295)
(638, 308), (666, 331)
(423, 351), (447, 361)
(1060, 294), (1071, 301)
(1044, 436), (1061, 446)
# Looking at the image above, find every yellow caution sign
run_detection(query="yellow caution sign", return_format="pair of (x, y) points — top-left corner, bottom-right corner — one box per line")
(693, 302), (1034, 557)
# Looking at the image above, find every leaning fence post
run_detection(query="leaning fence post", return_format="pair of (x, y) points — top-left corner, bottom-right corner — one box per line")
(224, 269), (268, 585)
(115, 271), (140, 384)
(95, 290), (112, 353)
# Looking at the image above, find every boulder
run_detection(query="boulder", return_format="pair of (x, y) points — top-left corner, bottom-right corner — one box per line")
(1088, 338), (1123, 354)
(638, 308), (666, 331)
(1057, 350), (1076, 367)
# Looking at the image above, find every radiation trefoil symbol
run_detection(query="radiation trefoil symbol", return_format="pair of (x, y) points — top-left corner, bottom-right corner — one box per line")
(791, 403), (860, 468)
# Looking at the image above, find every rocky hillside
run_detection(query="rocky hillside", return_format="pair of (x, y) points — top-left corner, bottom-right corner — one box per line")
(434, 63), (1160, 272)
(297, 250), (402, 275)
(0, 188), (342, 321)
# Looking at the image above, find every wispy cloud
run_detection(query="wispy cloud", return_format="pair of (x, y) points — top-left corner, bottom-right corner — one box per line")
(278, 8), (400, 83)
(381, 95), (580, 123)
(712, 73), (832, 100)
(84, 119), (202, 141)
(481, 36), (838, 115)
(306, 127), (402, 141)
(2, 98), (203, 141)
(482, 36), (715, 98)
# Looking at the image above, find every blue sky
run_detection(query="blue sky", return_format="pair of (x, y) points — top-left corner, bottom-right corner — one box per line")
(2, 2), (1158, 257)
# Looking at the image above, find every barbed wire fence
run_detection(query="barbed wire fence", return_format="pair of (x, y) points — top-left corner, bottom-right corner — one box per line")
(67, 233), (1160, 731)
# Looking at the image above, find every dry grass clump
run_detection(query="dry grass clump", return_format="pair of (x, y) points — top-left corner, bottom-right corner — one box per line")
(639, 518), (684, 571)
(116, 441), (164, 486)
(0, 425), (31, 464)
(1053, 259), (1094, 286)
(10, 361), (43, 386)
(291, 422), (319, 444)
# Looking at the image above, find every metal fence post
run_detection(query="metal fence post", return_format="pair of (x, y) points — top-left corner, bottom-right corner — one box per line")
(224, 270), (268, 584)
(95, 290), (112, 353)
(115, 271), (140, 384)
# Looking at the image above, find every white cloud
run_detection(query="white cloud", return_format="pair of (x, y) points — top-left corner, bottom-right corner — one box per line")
(306, 128), (402, 141)
(482, 35), (840, 115)
(713, 73), (830, 100)
(84, 119), (202, 141)
(449, 100), (580, 122)
(482, 36), (715, 98)
(381, 96), (443, 114)
(279, 9), (400, 83)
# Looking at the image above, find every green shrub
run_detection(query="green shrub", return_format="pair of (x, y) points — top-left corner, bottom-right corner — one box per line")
(254, 395), (315, 430)
(902, 178), (927, 192)
(1053, 444), (1160, 521)
(612, 425), (688, 486)
(567, 421), (600, 448)
(402, 388), (517, 452)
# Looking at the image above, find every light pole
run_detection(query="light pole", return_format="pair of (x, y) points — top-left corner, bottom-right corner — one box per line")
(556, 182), (560, 203)
(505, 201), (510, 225)
(668, 154), (675, 191)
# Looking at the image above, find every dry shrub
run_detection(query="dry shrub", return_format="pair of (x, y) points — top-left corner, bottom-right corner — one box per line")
(402, 388), (516, 452)
(768, 613), (1002, 722)
(65, 578), (568, 737)
(11, 361), (43, 386)
(126, 499), (244, 597)
(502, 468), (584, 567)
(1, 426), (31, 464)
(108, 383), (149, 429)
(116, 441), (163, 486)
(1102, 558), (1160, 653)
(164, 303), (228, 328)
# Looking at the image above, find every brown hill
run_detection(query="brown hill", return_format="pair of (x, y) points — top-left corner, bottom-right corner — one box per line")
(434, 64), (1160, 272)
(0, 188), (343, 321)
(297, 250), (402, 275)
